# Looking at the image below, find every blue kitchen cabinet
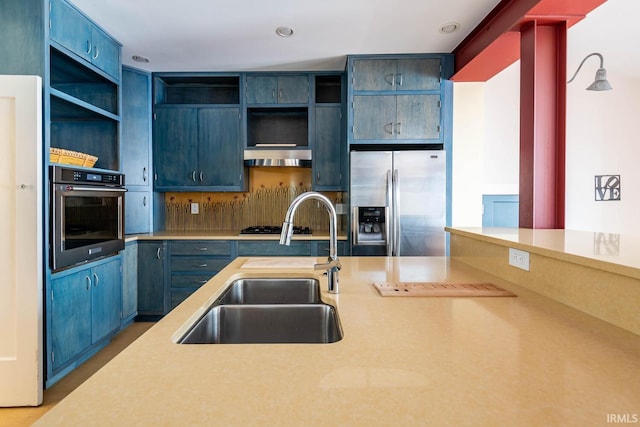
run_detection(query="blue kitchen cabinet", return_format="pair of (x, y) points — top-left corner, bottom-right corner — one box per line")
(153, 107), (245, 191)
(153, 107), (198, 188)
(137, 241), (169, 317)
(90, 258), (122, 341)
(352, 94), (440, 141)
(351, 58), (441, 92)
(49, 257), (122, 375)
(50, 269), (92, 371)
(49, 0), (121, 80)
(313, 105), (344, 190)
(347, 54), (452, 147)
(169, 240), (235, 308)
(245, 75), (309, 104)
(121, 241), (138, 327)
(122, 67), (153, 233)
(197, 108), (244, 188)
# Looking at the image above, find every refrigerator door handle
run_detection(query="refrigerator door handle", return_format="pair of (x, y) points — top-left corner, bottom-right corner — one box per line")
(351, 207), (359, 245)
(392, 169), (400, 256)
(386, 170), (393, 255)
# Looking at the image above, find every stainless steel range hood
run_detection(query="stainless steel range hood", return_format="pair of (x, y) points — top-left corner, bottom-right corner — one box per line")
(243, 149), (312, 167)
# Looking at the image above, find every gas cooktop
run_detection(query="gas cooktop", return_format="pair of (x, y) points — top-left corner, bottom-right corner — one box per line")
(240, 225), (312, 235)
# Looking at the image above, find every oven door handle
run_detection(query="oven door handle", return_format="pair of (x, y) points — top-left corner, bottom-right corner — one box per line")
(62, 186), (128, 193)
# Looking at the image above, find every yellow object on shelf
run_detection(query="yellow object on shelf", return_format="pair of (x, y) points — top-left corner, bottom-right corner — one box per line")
(49, 148), (98, 168)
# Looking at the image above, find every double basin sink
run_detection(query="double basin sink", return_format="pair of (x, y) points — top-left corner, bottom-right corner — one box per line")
(178, 278), (343, 344)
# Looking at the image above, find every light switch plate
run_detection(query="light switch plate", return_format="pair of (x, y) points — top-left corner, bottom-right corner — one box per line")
(508, 248), (530, 271)
(191, 202), (199, 215)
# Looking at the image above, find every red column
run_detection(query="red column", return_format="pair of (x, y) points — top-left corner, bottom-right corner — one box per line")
(518, 21), (567, 229)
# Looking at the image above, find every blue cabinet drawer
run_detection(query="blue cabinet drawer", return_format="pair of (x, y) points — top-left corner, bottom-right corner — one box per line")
(171, 274), (213, 289)
(170, 240), (233, 256)
(170, 257), (230, 273)
(237, 241), (311, 256)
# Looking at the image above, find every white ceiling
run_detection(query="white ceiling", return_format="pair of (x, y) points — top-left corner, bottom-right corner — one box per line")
(70, 0), (636, 80)
(70, 0), (502, 72)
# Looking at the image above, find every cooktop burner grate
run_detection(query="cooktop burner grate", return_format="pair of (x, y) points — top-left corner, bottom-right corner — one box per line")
(240, 225), (312, 235)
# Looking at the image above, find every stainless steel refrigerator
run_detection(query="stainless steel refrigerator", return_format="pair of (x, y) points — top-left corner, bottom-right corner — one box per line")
(350, 150), (446, 256)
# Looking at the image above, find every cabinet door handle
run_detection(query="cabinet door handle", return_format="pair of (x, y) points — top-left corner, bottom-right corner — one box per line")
(156, 247), (162, 259)
(143, 167), (147, 182)
(384, 73), (395, 87)
(93, 46), (99, 60)
(195, 263), (208, 267)
(383, 122), (394, 134)
(191, 171), (197, 182)
(85, 276), (91, 290)
(195, 247), (208, 251)
(395, 122), (402, 134)
(92, 273), (99, 287)
(199, 171), (204, 182)
(272, 89), (276, 100)
(143, 196), (147, 207)
(395, 73), (403, 87)
(85, 40), (92, 55)
(197, 280), (208, 284)
(279, 88), (283, 99)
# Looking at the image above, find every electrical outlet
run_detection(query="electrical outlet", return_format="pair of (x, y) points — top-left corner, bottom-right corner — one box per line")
(190, 202), (199, 215)
(508, 248), (530, 271)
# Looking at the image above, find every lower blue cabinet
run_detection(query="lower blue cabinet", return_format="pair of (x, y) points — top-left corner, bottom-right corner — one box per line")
(48, 256), (122, 384)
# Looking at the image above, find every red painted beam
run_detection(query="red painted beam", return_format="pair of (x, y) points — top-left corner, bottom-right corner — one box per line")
(518, 21), (567, 229)
(452, 0), (607, 82)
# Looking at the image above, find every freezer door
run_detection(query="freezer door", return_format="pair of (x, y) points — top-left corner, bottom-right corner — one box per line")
(393, 151), (446, 256)
(349, 151), (393, 207)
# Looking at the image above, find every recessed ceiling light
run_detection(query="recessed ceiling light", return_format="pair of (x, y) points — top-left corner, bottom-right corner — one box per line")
(275, 26), (294, 37)
(132, 55), (150, 63)
(439, 22), (460, 34)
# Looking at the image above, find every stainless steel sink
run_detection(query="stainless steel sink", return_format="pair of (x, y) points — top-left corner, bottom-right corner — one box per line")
(178, 304), (342, 344)
(216, 278), (322, 304)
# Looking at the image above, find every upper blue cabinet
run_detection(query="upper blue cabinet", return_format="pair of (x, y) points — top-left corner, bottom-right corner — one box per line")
(245, 74), (309, 105)
(50, 0), (121, 81)
(347, 54), (453, 146)
(351, 58), (441, 92)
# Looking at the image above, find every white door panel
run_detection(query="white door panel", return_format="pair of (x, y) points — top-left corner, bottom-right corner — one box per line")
(0, 75), (43, 406)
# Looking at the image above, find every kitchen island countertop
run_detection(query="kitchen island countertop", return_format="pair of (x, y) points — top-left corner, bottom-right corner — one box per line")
(34, 256), (640, 426)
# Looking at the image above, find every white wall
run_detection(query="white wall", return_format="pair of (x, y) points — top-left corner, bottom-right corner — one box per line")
(451, 82), (484, 226)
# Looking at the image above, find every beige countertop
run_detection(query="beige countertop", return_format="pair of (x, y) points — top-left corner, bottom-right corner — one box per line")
(35, 256), (640, 426)
(125, 230), (347, 242)
(447, 227), (640, 279)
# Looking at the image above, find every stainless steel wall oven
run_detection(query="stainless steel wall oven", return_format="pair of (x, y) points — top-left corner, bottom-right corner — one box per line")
(50, 166), (126, 271)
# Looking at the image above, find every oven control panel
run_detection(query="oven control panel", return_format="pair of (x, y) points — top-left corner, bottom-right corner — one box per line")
(51, 165), (124, 186)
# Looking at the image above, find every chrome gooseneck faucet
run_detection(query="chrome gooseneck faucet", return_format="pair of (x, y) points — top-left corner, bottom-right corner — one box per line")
(279, 191), (341, 294)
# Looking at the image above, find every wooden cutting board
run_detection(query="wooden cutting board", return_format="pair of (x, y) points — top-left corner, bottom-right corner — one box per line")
(372, 281), (516, 297)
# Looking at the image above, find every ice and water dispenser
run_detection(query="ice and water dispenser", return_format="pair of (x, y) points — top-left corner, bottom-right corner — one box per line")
(351, 206), (388, 256)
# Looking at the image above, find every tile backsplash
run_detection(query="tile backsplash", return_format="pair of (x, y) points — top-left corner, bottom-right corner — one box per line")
(163, 167), (344, 232)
